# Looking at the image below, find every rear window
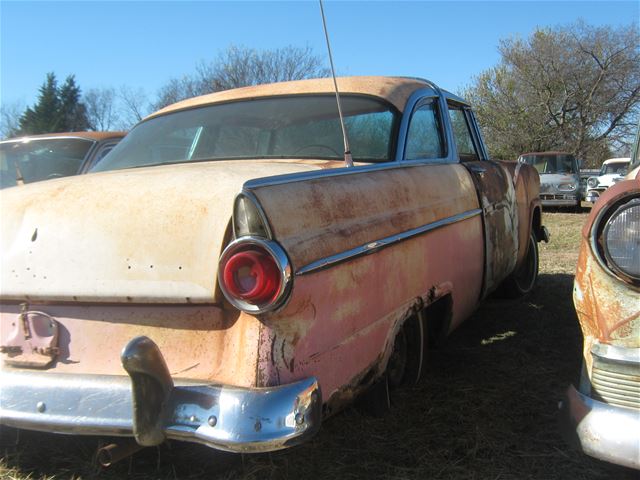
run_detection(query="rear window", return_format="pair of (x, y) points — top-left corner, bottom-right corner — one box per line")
(92, 95), (399, 172)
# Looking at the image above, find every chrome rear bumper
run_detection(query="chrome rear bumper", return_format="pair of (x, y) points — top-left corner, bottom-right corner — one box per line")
(0, 336), (322, 453)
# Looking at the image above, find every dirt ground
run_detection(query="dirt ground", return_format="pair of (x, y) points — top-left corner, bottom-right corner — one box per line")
(1, 209), (637, 480)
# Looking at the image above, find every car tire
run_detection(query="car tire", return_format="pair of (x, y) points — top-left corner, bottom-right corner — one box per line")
(499, 232), (539, 298)
(359, 314), (426, 416)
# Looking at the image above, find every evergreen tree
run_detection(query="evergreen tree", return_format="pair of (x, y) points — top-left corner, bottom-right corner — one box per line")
(59, 75), (89, 131)
(19, 73), (61, 134)
(18, 72), (89, 134)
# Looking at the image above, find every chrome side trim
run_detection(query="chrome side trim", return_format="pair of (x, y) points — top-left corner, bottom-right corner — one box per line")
(296, 208), (482, 276)
(243, 156), (458, 190)
(0, 370), (322, 453)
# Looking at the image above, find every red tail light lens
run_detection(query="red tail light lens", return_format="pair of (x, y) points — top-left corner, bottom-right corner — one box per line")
(222, 249), (281, 303)
(218, 238), (292, 314)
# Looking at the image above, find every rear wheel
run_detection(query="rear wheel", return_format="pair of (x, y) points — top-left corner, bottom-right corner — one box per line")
(500, 232), (539, 298)
(360, 314), (425, 416)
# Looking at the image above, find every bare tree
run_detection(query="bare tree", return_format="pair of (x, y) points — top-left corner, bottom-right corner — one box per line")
(0, 100), (25, 139)
(153, 45), (330, 109)
(84, 87), (118, 131)
(464, 21), (639, 166)
(118, 86), (150, 129)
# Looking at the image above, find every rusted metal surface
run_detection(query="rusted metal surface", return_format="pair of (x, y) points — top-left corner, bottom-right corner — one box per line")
(0, 302), (261, 385)
(0, 159), (335, 304)
(250, 164), (484, 403)
(573, 179), (640, 377)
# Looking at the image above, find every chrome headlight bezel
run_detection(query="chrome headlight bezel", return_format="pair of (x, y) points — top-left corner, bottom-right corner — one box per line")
(591, 194), (640, 285)
(587, 177), (599, 188)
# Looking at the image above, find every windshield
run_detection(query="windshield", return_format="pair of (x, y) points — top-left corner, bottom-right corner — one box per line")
(0, 137), (94, 189)
(600, 162), (628, 176)
(92, 95), (398, 172)
(519, 154), (577, 174)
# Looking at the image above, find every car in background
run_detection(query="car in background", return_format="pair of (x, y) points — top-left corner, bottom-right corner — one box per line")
(585, 157), (631, 203)
(518, 151), (582, 210)
(0, 131), (126, 189)
(560, 131), (639, 469)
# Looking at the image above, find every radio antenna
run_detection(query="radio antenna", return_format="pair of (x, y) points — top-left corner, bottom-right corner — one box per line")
(319, 0), (353, 167)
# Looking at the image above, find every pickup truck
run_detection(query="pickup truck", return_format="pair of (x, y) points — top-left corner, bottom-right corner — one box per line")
(0, 76), (547, 460)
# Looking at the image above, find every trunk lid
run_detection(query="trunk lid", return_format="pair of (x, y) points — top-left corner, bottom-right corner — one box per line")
(1, 160), (325, 303)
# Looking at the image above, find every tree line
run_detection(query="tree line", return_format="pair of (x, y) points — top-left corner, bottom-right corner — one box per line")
(2, 22), (638, 167)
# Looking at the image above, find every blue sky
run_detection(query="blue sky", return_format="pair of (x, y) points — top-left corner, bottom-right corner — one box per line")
(1, 0), (638, 112)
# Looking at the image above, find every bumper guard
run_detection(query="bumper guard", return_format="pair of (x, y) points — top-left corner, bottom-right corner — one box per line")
(0, 336), (322, 453)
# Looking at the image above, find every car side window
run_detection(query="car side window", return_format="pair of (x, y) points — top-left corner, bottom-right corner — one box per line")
(448, 105), (479, 162)
(404, 99), (444, 160)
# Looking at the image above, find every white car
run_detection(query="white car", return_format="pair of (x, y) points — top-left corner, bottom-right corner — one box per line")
(585, 157), (630, 203)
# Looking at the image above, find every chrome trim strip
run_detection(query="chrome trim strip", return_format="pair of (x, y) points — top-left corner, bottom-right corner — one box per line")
(0, 370), (322, 453)
(591, 342), (640, 366)
(296, 208), (482, 276)
(243, 156), (459, 190)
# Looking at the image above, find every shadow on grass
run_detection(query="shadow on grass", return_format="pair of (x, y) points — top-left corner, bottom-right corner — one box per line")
(1, 273), (637, 479)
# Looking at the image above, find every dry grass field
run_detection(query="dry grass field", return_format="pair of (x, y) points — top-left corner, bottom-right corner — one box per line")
(1, 208), (637, 480)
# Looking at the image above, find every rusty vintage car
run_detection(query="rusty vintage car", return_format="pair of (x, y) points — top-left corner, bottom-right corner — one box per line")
(0, 131), (126, 189)
(0, 77), (547, 459)
(561, 129), (640, 469)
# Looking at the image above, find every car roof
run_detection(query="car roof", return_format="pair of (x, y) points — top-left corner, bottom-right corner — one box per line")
(147, 76), (459, 120)
(1, 131), (126, 143)
(602, 157), (631, 164)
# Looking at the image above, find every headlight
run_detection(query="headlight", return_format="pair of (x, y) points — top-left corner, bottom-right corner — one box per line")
(602, 198), (640, 280)
(587, 177), (599, 188)
(558, 182), (577, 191)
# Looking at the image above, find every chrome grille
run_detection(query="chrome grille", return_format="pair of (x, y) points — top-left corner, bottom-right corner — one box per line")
(592, 354), (640, 410)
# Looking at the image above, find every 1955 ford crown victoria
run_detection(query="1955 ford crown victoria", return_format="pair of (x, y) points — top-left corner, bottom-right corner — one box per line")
(0, 77), (547, 458)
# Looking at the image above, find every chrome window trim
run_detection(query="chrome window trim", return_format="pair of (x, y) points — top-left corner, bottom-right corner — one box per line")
(243, 157), (459, 190)
(400, 95), (450, 162)
(296, 208), (482, 276)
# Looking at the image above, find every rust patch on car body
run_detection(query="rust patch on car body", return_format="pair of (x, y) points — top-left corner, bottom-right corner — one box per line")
(573, 178), (640, 375)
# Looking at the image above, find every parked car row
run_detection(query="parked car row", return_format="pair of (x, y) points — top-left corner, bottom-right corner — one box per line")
(0, 76), (637, 471)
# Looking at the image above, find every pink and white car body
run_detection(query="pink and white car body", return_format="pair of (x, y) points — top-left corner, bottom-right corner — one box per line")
(0, 77), (545, 454)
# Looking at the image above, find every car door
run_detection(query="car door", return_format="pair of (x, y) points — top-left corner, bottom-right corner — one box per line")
(447, 101), (518, 297)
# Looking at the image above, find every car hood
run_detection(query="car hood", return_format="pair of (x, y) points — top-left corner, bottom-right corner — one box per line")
(0, 160), (330, 303)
